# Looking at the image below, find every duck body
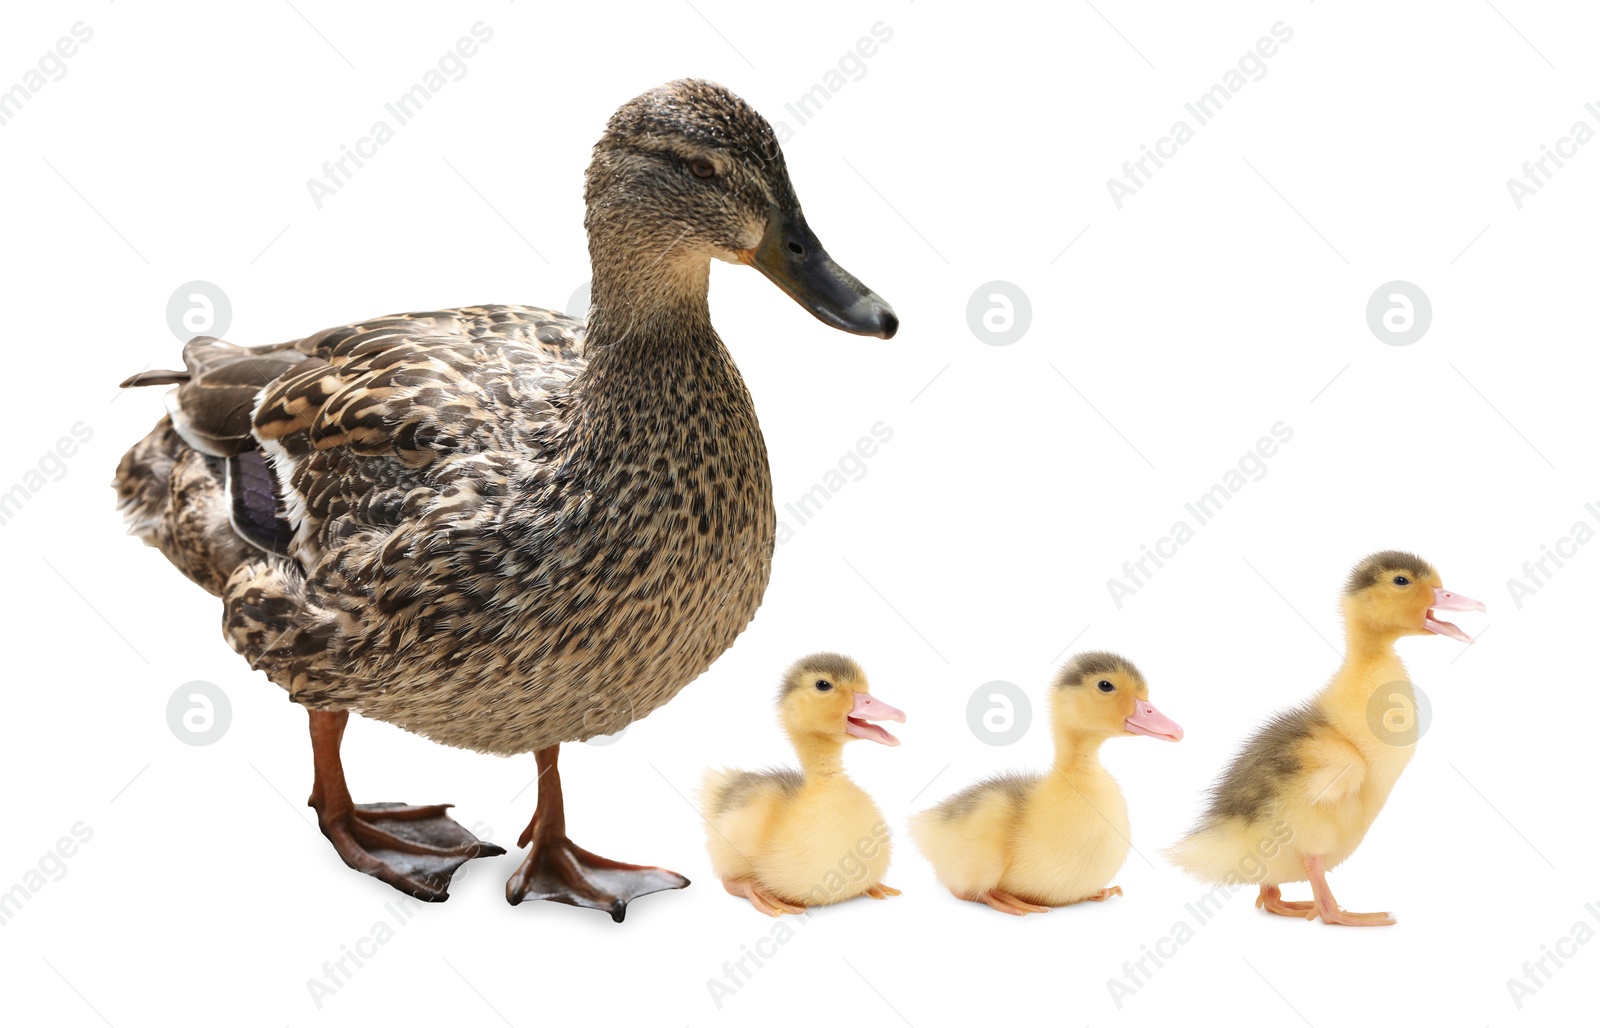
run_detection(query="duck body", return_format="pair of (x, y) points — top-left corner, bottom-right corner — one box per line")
(1165, 551), (1484, 926)
(111, 80), (899, 915)
(120, 304), (773, 755)
(701, 654), (905, 915)
(910, 653), (1183, 915)
(912, 767), (1131, 908)
(704, 766), (891, 905)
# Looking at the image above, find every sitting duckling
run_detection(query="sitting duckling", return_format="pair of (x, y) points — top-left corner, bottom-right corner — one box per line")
(909, 652), (1182, 915)
(1165, 551), (1484, 926)
(701, 654), (906, 916)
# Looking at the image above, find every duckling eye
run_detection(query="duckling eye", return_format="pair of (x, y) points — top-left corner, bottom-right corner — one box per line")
(1097, 680), (1115, 693)
(814, 679), (833, 692)
(1393, 575), (1410, 586)
(687, 158), (716, 179)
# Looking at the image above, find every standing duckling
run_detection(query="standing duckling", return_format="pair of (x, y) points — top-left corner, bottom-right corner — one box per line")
(1165, 551), (1484, 926)
(909, 653), (1183, 916)
(701, 654), (906, 916)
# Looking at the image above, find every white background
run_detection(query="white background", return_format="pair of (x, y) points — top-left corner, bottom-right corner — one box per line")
(1, 1), (1596, 1025)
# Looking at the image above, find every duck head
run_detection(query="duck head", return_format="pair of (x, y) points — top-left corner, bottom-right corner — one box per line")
(1342, 550), (1486, 644)
(585, 79), (897, 338)
(1051, 651), (1183, 743)
(778, 653), (906, 748)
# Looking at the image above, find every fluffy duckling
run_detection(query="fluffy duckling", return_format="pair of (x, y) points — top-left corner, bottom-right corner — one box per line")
(1165, 551), (1484, 926)
(702, 654), (906, 916)
(909, 653), (1183, 915)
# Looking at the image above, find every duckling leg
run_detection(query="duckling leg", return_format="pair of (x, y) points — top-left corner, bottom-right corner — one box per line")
(970, 889), (1052, 916)
(1082, 885), (1123, 903)
(307, 710), (506, 902)
(723, 877), (807, 917)
(865, 883), (902, 900)
(506, 745), (689, 922)
(1256, 884), (1316, 917)
(1303, 855), (1396, 926)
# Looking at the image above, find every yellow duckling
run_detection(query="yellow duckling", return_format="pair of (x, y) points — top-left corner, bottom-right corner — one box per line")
(701, 654), (907, 916)
(1165, 550), (1484, 926)
(909, 652), (1183, 915)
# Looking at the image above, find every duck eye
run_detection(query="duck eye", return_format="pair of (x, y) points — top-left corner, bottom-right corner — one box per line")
(687, 158), (716, 179)
(814, 679), (832, 692)
(1393, 575), (1410, 586)
(1097, 680), (1115, 693)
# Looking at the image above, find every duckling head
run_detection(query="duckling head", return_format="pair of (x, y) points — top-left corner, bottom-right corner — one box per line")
(1051, 652), (1183, 742)
(585, 79), (897, 338)
(1342, 550), (1486, 643)
(778, 653), (906, 748)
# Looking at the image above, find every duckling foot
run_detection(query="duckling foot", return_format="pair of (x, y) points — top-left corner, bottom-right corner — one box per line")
(1303, 855), (1396, 927)
(505, 746), (688, 922)
(1083, 885), (1123, 903)
(866, 883), (902, 900)
(1256, 884), (1316, 918)
(970, 888), (1052, 916)
(724, 877), (807, 917)
(308, 711), (505, 902)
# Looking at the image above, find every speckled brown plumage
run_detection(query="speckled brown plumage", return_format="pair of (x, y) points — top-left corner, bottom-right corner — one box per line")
(111, 80), (841, 759)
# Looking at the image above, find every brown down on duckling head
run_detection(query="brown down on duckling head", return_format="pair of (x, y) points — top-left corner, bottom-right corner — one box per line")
(777, 653), (906, 746)
(584, 79), (897, 339)
(1341, 550), (1486, 643)
(1051, 651), (1183, 742)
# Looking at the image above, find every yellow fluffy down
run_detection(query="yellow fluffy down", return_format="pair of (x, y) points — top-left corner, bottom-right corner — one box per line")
(909, 772), (1130, 907)
(701, 769), (891, 906)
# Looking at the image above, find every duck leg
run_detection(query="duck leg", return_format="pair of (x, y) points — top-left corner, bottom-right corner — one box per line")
(1302, 855), (1396, 926)
(506, 745), (689, 922)
(307, 710), (505, 902)
(1256, 884), (1316, 917)
(723, 877), (807, 917)
(969, 888), (1052, 915)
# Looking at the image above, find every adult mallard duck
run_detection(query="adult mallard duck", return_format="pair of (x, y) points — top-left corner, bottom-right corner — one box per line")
(113, 79), (897, 921)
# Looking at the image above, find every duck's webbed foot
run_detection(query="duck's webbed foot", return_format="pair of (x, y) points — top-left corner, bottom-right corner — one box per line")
(1083, 885), (1123, 903)
(505, 746), (689, 922)
(969, 888), (1052, 915)
(1257, 884), (1316, 917)
(308, 712), (505, 902)
(724, 877), (807, 917)
(1302, 855), (1396, 927)
(866, 882), (901, 900)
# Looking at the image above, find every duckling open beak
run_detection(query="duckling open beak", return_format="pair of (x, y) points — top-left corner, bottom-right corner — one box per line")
(1424, 587), (1486, 643)
(845, 692), (906, 746)
(740, 208), (898, 339)
(1125, 700), (1183, 742)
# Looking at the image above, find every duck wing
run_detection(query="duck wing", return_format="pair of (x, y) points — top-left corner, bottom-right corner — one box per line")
(132, 305), (585, 566)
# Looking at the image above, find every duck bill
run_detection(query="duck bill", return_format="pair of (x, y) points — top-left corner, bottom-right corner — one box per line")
(1125, 700), (1183, 742)
(1425, 587), (1486, 643)
(844, 692), (906, 747)
(741, 208), (898, 339)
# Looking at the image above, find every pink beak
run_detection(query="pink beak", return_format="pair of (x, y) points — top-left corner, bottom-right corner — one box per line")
(1125, 699), (1183, 742)
(845, 692), (906, 747)
(1424, 587), (1486, 643)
